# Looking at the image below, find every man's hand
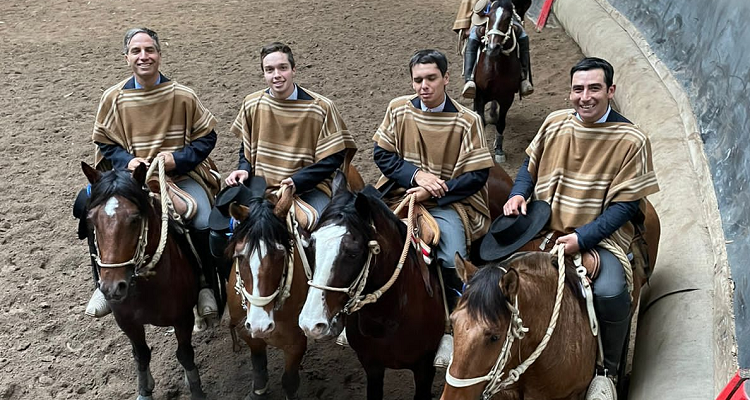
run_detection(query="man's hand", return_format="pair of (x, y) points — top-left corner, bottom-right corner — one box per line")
(225, 170), (249, 187)
(280, 177), (296, 194)
(156, 152), (176, 172)
(556, 233), (581, 255)
(406, 186), (431, 203)
(414, 170), (448, 198)
(503, 195), (527, 216)
(127, 157), (150, 171)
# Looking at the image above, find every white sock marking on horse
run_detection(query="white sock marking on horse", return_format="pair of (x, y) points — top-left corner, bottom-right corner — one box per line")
(247, 240), (274, 334)
(104, 197), (119, 217)
(299, 224), (346, 333)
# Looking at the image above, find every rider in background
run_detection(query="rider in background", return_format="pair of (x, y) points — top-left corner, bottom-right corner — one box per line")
(82, 28), (221, 319)
(457, 0), (534, 98)
(502, 57), (659, 394)
(372, 49), (494, 367)
(224, 42), (357, 217)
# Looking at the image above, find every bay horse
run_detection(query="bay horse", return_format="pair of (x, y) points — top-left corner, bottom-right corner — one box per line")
(474, 0), (531, 163)
(224, 177), (308, 400)
(298, 172), (445, 400)
(81, 162), (206, 400)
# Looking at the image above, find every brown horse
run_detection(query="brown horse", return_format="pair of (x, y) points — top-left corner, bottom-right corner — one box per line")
(81, 162), (206, 400)
(224, 177), (309, 400)
(474, 0), (531, 163)
(298, 172), (444, 400)
(442, 252), (597, 400)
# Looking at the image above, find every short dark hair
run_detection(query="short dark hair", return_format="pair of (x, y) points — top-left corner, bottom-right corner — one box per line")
(570, 57), (614, 88)
(409, 49), (448, 77)
(123, 28), (160, 54)
(260, 42), (295, 71)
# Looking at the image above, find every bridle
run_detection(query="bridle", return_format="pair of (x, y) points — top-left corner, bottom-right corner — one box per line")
(482, 3), (522, 56)
(444, 245), (568, 399)
(306, 193), (417, 317)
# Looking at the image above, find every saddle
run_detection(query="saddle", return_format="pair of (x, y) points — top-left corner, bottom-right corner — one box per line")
(391, 201), (441, 265)
(147, 176), (198, 222)
(291, 196), (318, 231)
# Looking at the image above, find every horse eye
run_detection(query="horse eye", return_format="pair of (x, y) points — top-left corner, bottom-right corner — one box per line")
(274, 243), (285, 251)
(490, 334), (500, 343)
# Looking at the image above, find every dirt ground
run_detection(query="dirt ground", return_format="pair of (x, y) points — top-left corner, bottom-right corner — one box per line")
(0, 0), (583, 399)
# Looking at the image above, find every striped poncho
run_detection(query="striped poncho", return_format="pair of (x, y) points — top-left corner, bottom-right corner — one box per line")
(91, 78), (219, 194)
(453, 0), (475, 32)
(527, 109), (660, 252)
(230, 86), (357, 194)
(373, 95), (495, 241)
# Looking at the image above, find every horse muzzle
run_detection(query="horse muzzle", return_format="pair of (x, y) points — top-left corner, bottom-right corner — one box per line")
(99, 278), (130, 302)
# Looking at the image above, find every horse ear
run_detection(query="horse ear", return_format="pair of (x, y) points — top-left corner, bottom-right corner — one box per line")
(81, 162), (102, 184)
(331, 169), (349, 199)
(229, 202), (250, 222)
(273, 186), (294, 218)
(354, 193), (372, 221)
(132, 163), (147, 186)
(500, 268), (519, 300)
(454, 253), (478, 283)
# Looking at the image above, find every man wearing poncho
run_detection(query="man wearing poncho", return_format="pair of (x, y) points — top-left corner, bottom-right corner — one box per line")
(225, 42), (357, 219)
(373, 49), (494, 367)
(83, 28), (220, 319)
(503, 57), (659, 393)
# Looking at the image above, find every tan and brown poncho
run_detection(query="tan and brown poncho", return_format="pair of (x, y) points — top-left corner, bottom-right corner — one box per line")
(373, 95), (495, 241)
(527, 109), (660, 252)
(453, 0), (476, 32)
(229, 87), (357, 194)
(91, 78), (219, 195)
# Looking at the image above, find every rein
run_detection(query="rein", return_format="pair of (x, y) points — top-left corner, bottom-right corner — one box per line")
(445, 244), (568, 399)
(91, 157), (170, 278)
(306, 193), (416, 315)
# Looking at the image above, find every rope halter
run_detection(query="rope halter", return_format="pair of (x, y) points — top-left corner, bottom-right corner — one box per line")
(445, 244), (567, 399)
(482, 4), (521, 56)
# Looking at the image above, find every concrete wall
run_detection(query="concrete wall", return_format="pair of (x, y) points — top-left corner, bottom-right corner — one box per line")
(605, 0), (750, 370)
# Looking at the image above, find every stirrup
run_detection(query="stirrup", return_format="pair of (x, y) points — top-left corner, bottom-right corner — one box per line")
(197, 288), (218, 318)
(433, 334), (453, 368)
(335, 328), (349, 347)
(520, 80), (534, 96)
(585, 374), (617, 400)
(85, 288), (111, 318)
(462, 81), (476, 99)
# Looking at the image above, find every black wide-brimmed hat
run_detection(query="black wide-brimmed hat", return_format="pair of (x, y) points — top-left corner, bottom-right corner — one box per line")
(208, 176), (266, 231)
(479, 200), (551, 262)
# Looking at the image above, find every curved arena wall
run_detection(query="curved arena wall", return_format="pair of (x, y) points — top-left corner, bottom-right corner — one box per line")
(531, 0), (741, 397)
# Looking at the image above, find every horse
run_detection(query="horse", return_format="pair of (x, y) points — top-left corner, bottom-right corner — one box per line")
(441, 252), (597, 400)
(81, 161), (206, 400)
(298, 172), (445, 400)
(224, 177), (308, 400)
(474, 0), (531, 163)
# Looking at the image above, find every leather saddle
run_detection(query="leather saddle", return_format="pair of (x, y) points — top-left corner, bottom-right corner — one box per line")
(147, 176), (198, 222)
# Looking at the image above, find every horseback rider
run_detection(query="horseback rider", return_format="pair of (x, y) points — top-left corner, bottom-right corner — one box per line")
(372, 49), (494, 367)
(458, 0), (534, 98)
(223, 42), (357, 221)
(75, 28), (221, 319)
(501, 57), (660, 396)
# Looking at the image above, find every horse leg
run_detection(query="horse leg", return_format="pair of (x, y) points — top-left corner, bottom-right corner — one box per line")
(247, 339), (270, 399)
(174, 314), (206, 400)
(120, 323), (155, 400)
(280, 339), (307, 400)
(412, 354), (436, 400)
(364, 362), (386, 400)
(493, 97), (512, 163)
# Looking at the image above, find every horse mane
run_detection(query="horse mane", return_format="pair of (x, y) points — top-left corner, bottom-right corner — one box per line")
(318, 188), (406, 241)
(492, 0), (514, 10)
(88, 168), (150, 215)
(463, 252), (585, 325)
(227, 196), (292, 258)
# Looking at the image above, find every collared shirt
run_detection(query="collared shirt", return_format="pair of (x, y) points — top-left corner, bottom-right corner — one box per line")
(133, 74), (161, 89)
(420, 94), (447, 113)
(267, 84), (298, 100)
(575, 105), (611, 123)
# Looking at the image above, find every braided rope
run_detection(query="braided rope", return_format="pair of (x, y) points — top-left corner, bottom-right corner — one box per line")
(598, 238), (634, 297)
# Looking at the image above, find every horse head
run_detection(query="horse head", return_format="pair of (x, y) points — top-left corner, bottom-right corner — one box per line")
(82, 161), (153, 303)
(298, 172), (392, 339)
(227, 178), (295, 339)
(484, 0), (517, 58)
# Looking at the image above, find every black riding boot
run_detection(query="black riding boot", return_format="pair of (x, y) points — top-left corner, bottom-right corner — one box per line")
(442, 266), (464, 312)
(462, 38), (481, 99)
(191, 229), (224, 317)
(596, 288), (631, 374)
(518, 35), (534, 96)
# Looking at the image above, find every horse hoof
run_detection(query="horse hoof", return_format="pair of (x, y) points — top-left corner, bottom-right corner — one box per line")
(494, 153), (506, 163)
(136, 396), (154, 400)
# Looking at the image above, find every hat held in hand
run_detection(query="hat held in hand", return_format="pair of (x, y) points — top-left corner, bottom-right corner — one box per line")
(479, 200), (551, 261)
